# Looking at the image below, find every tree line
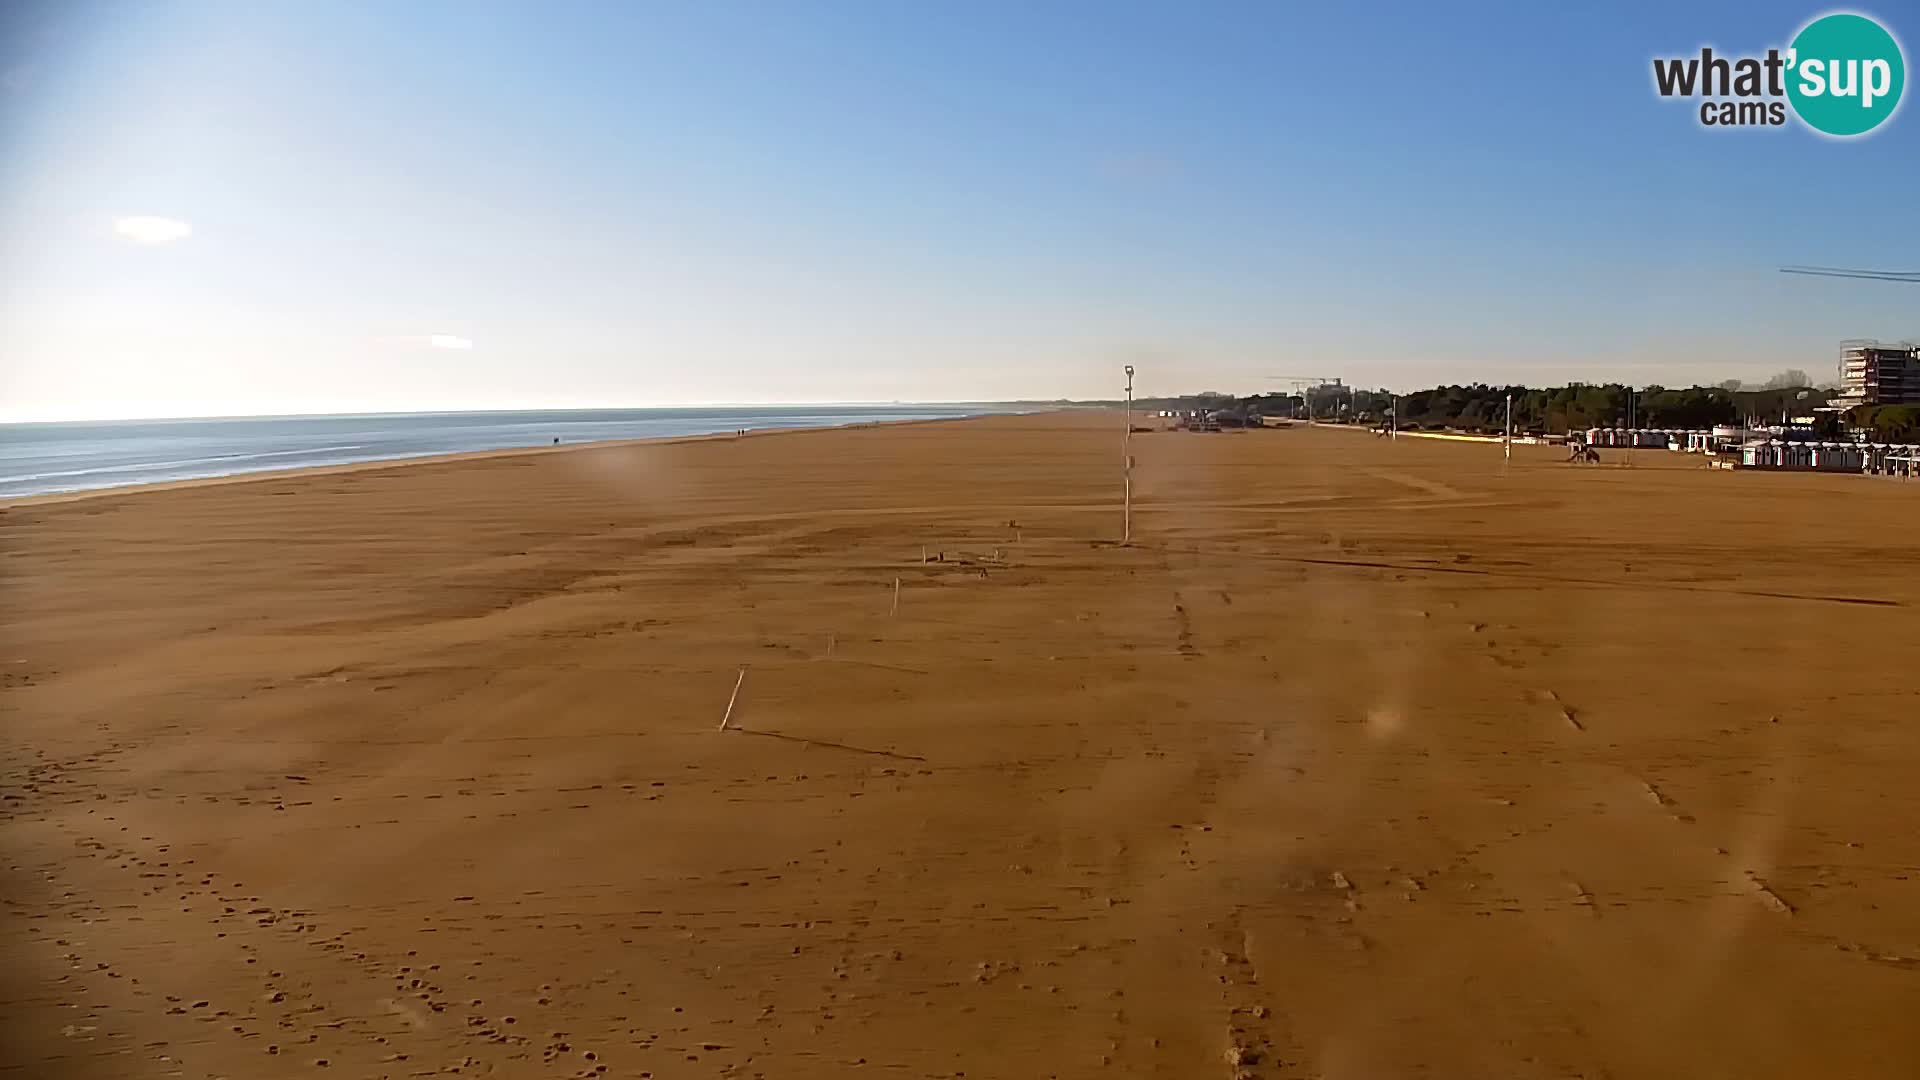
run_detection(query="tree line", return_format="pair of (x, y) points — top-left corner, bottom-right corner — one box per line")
(1296, 382), (1838, 435)
(1848, 405), (1920, 441)
(1126, 373), (1920, 439)
(1394, 384), (1743, 434)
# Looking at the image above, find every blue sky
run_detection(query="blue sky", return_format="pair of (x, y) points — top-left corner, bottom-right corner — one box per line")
(1, 0), (1915, 420)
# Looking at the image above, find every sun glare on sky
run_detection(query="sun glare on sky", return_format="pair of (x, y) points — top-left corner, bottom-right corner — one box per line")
(111, 215), (193, 245)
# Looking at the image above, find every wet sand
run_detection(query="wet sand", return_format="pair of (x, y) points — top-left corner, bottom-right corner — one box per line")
(5, 411), (1919, 1078)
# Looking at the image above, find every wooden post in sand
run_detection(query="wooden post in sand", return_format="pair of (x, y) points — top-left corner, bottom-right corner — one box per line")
(718, 667), (747, 731)
(890, 577), (901, 616)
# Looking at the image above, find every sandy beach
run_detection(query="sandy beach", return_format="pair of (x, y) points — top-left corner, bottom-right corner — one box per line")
(5, 410), (1919, 1078)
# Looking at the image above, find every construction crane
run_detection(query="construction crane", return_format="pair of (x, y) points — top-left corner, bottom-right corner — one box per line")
(1263, 374), (1350, 421)
(1779, 265), (1920, 283)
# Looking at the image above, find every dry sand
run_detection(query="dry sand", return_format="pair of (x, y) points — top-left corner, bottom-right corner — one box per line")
(4, 411), (1919, 1078)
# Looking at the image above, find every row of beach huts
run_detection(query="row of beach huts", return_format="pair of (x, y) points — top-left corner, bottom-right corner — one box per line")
(1581, 425), (1767, 452)
(1577, 426), (1920, 475)
(1737, 441), (1920, 475)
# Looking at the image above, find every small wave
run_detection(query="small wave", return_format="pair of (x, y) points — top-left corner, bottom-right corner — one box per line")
(0, 444), (371, 484)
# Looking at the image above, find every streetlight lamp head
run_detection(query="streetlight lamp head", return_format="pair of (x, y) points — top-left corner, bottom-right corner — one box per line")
(1124, 365), (1134, 377)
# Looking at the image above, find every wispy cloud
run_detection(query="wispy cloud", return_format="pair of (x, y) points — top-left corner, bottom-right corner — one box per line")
(375, 333), (477, 350)
(113, 215), (193, 245)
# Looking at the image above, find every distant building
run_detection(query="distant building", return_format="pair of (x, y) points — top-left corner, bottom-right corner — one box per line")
(1837, 340), (1920, 406)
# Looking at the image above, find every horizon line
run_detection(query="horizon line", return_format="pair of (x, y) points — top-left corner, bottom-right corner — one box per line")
(0, 400), (1088, 426)
(2, 374), (1867, 425)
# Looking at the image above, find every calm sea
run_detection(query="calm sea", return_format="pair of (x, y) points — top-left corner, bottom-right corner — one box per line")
(0, 405), (1006, 500)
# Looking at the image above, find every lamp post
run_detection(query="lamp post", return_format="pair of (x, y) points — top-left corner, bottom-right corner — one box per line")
(1504, 392), (1513, 464)
(1628, 385), (1636, 468)
(1123, 365), (1135, 544)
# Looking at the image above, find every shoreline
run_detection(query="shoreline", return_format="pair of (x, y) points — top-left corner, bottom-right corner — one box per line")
(0, 410), (1020, 510)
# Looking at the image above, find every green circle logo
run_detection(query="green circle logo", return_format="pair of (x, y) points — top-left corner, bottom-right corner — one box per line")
(1787, 13), (1905, 136)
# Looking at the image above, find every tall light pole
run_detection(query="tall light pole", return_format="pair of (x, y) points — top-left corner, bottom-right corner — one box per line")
(1504, 392), (1513, 464)
(1627, 385), (1635, 468)
(1123, 365), (1135, 544)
